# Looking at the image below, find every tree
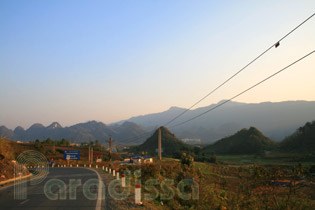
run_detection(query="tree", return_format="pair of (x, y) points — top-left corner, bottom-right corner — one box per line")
(34, 139), (44, 152)
(208, 153), (218, 164)
(193, 147), (202, 156)
(181, 152), (194, 168)
(94, 140), (101, 150)
(59, 138), (69, 146)
(89, 141), (94, 147)
(80, 142), (88, 148)
(44, 138), (53, 145)
(34, 139), (41, 148)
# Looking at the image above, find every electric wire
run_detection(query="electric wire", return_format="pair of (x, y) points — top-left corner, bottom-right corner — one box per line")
(170, 50), (315, 128)
(164, 13), (315, 127)
(118, 13), (315, 144)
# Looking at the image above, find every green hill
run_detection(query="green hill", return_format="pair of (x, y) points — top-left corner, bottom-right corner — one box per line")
(202, 127), (275, 155)
(280, 121), (315, 153)
(132, 126), (191, 156)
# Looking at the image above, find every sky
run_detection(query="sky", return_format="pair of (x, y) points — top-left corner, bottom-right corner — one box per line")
(1, 0), (315, 129)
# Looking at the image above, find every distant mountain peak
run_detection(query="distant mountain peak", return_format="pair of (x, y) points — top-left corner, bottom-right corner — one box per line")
(121, 121), (135, 126)
(14, 126), (25, 133)
(216, 99), (243, 105)
(47, 122), (62, 129)
(120, 121), (144, 129)
(168, 106), (184, 111)
(0, 126), (15, 139)
(217, 99), (229, 104)
(14, 126), (24, 130)
(29, 123), (45, 129)
(85, 120), (105, 125)
(0, 125), (8, 130)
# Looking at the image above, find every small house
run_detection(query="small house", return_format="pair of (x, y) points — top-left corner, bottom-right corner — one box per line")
(143, 156), (153, 163)
(124, 155), (153, 164)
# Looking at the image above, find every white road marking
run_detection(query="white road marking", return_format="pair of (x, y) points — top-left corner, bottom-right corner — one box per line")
(19, 199), (30, 205)
(95, 170), (102, 210)
(86, 168), (103, 210)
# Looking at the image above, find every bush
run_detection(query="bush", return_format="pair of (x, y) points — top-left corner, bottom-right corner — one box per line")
(181, 153), (194, 168)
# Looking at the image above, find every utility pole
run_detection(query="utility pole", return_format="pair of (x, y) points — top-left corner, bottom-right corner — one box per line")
(52, 141), (55, 154)
(106, 136), (115, 161)
(91, 147), (93, 163)
(158, 127), (162, 161)
(89, 145), (91, 164)
(109, 136), (113, 160)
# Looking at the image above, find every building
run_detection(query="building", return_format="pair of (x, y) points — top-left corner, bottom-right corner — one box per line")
(123, 155), (153, 165)
(142, 156), (153, 163)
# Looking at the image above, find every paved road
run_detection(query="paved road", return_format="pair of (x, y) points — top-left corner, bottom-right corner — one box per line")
(0, 168), (102, 210)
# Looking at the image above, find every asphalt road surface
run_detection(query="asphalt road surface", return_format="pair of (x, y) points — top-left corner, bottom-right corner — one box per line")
(0, 167), (103, 210)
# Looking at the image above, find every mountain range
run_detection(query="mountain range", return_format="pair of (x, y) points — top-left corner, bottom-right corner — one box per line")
(118, 100), (315, 142)
(0, 121), (147, 143)
(1, 100), (314, 144)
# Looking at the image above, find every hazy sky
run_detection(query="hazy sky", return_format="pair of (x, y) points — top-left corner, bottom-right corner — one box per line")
(1, 0), (315, 129)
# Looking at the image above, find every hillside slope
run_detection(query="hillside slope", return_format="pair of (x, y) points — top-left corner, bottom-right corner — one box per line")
(133, 126), (191, 156)
(202, 127), (275, 155)
(280, 121), (315, 153)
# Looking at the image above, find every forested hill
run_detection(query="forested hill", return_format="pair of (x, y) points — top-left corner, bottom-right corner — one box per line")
(202, 127), (275, 155)
(132, 126), (191, 156)
(280, 121), (315, 153)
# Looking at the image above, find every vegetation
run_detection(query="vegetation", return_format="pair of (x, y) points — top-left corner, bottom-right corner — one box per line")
(121, 122), (315, 209)
(202, 127), (276, 155)
(130, 127), (220, 164)
(116, 156), (314, 210)
(1, 120), (315, 209)
(131, 126), (191, 157)
(280, 121), (315, 153)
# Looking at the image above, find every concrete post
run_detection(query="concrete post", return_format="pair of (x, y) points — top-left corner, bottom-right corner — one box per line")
(121, 174), (125, 187)
(135, 184), (141, 204)
(116, 171), (119, 180)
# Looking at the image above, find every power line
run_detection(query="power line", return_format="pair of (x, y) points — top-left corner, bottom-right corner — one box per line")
(113, 126), (158, 145)
(118, 13), (315, 145)
(164, 13), (315, 127)
(169, 50), (315, 128)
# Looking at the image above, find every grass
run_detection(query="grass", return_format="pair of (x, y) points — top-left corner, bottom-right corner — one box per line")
(1, 139), (315, 209)
(217, 153), (315, 166)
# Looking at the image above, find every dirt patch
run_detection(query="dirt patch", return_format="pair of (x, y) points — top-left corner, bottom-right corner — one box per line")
(0, 159), (30, 182)
(99, 170), (167, 210)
